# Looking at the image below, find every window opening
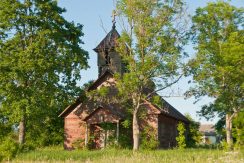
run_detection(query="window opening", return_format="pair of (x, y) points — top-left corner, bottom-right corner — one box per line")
(105, 51), (111, 65)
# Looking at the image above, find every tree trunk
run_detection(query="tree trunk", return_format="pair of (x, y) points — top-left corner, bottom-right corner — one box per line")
(19, 114), (26, 145)
(226, 113), (233, 148)
(133, 111), (140, 151)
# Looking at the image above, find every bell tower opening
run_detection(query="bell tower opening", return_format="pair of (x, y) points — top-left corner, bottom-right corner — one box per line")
(94, 11), (126, 77)
(105, 50), (111, 65)
(94, 25), (122, 77)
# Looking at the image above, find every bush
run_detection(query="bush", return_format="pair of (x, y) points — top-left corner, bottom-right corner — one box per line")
(72, 138), (85, 150)
(19, 142), (36, 153)
(0, 136), (19, 161)
(141, 126), (159, 150)
(233, 112), (244, 150)
(184, 114), (202, 147)
(176, 122), (186, 149)
(220, 140), (229, 151)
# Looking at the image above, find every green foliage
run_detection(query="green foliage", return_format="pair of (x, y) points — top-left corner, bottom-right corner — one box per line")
(116, 0), (188, 150)
(220, 140), (230, 151)
(187, 1), (244, 147)
(232, 112), (244, 149)
(100, 122), (116, 131)
(12, 147), (244, 162)
(151, 95), (163, 108)
(118, 129), (133, 149)
(99, 123), (118, 148)
(119, 117), (133, 149)
(98, 87), (109, 97)
(188, 1), (244, 116)
(116, 0), (187, 100)
(86, 135), (96, 150)
(102, 123), (133, 149)
(185, 114), (202, 147)
(25, 111), (64, 147)
(0, 114), (12, 140)
(72, 138), (85, 150)
(176, 122), (186, 149)
(141, 126), (159, 150)
(138, 105), (158, 150)
(19, 143), (36, 153)
(71, 122), (132, 150)
(215, 117), (226, 136)
(121, 119), (131, 129)
(0, 0), (88, 146)
(87, 86), (117, 106)
(0, 135), (19, 161)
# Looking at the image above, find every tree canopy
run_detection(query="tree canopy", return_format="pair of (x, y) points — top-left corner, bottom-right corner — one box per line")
(187, 1), (244, 147)
(0, 0), (88, 146)
(115, 0), (188, 150)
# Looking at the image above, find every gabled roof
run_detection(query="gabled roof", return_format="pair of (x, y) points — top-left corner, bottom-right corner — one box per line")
(143, 99), (189, 123)
(199, 124), (215, 132)
(58, 98), (82, 118)
(87, 69), (114, 91)
(199, 124), (216, 135)
(93, 25), (120, 52)
(161, 99), (189, 122)
(59, 70), (114, 118)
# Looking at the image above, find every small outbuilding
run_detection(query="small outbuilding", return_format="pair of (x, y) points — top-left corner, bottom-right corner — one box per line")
(199, 124), (219, 144)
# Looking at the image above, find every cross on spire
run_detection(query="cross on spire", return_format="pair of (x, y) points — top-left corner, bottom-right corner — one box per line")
(111, 10), (117, 29)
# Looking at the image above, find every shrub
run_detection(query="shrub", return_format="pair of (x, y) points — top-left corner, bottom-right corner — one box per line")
(141, 126), (159, 150)
(0, 136), (19, 161)
(184, 114), (202, 147)
(232, 112), (244, 150)
(220, 140), (229, 150)
(72, 138), (85, 150)
(176, 122), (186, 149)
(19, 142), (35, 153)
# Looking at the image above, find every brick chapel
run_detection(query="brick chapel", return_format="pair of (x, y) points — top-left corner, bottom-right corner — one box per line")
(59, 22), (189, 150)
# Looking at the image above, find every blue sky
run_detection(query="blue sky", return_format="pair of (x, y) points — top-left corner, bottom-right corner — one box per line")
(58, 0), (243, 124)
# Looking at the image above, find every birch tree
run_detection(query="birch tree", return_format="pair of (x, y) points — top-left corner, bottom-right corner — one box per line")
(187, 1), (244, 148)
(115, 0), (187, 150)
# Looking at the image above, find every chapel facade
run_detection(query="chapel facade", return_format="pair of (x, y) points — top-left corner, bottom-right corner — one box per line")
(59, 23), (189, 150)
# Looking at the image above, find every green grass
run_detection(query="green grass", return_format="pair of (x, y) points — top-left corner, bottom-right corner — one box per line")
(13, 146), (244, 163)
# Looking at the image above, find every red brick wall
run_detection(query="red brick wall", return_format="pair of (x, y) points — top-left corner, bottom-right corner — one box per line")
(145, 114), (158, 129)
(64, 108), (85, 150)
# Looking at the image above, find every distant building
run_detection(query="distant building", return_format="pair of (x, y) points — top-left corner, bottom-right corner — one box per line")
(199, 124), (218, 144)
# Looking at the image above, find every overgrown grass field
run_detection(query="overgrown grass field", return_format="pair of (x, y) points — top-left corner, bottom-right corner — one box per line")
(12, 146), (244, 163)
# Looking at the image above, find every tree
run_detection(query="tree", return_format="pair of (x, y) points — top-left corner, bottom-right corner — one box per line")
(0, 0), (88, 145)
(214, 112), (244, 149)
(187, 1), (244, 148)
(115, 0), (187, 150)
(185, 114), (202, 147)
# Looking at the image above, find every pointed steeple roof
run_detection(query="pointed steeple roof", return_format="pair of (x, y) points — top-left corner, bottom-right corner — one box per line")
(94, 24), (120, 52)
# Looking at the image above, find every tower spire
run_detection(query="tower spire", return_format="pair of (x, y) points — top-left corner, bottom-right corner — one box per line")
(111, 10), (117, 29)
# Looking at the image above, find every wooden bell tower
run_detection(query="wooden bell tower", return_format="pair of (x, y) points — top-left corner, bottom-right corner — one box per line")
(93, 12), (125, 77)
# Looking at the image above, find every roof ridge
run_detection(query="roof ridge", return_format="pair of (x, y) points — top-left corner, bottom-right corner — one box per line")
(144, 98), (189, 122)
(87, 69), (114, 91)
(93, 27), (120, 52)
